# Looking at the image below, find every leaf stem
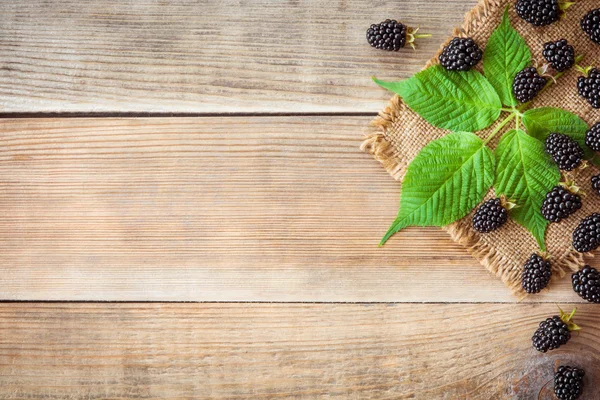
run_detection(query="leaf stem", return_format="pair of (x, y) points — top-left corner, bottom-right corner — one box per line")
(413, 34), (432, 39)
(483, 113), (516, 145)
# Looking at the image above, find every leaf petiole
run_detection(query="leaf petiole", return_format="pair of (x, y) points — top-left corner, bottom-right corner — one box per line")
(483, 113), (516, 145)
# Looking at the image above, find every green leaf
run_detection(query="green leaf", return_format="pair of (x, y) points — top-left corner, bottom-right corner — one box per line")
(373, 65), (502, 132)
(381, 132), (495, 245)
(483, 7), (531, 106)
(521, 107), (600, 165)
(494, 130), (560, 250)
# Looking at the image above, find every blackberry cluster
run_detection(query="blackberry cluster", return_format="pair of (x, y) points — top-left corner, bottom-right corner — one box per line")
(472, 198), (508, 233)
(581, 8), (600, 45)
(515, 0), (559, 26)
(592, 174), (600, 195)
(366, 20), (407, 51)
(439, 37), (483, 71)
(577, 68), (600, 109)
(555, 366), (585, 400)
(542, 39), (575, 72)
(532, 315), (571, 353)
(541, 185), (582, 222)
(584, 122), (600, 151)
(513, 67), (547, 103)
(545, 133), (584, 171)
(521, 254), (552, 294)
(572, 265), (600, 303)
(572, 213), (600, 253)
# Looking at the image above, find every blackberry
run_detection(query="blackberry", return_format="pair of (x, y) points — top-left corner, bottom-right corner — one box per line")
(554, 366), (585, 400)
(472, 198), (508, 233)
(515, 0), (559, 26)
(532, 316), (571, 352)
(584, 122), (600, 151)
(513, 67), (547, 103)
(577, 68), (600, 109)
(581, 8), (600, 45)
(439, 37), (483, 71)
(572, 265), (600, 303)
(545, 133), (584, 171)
(541, 185), (581, 222)
(592, 174), (600, 195)
(572, 213), (600, 253)
(366, 20), (407, 51)
(521, 253), (552, 294)
(542, 39), (575, 72)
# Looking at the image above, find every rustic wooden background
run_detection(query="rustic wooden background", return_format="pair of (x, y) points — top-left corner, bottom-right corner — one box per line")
(1, 0), (599, 398)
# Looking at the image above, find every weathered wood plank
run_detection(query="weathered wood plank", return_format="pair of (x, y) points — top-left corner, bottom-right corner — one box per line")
(0, 117), (593, 302)
(0, 303), (598, 399)
(0, 0), (476, 113)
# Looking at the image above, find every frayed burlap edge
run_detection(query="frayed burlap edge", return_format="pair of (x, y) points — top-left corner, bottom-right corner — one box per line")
(361, 0), (585, 298)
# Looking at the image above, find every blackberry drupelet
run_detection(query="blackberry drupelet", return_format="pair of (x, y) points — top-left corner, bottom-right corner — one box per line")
(541, 185), (581, 223)
(515, 0), (559, 26)
(592, 174), (600, 195)
(577, 68), (600, 109)
(585, 122), (600, 151)
(439, 37), (483, 71)
(513, 67), (547, 103)
(572, 265), (600, 303)
(472, 198), (508, 233)
(532, 315), (571, 352)
(366, 20), (407, 51)
(542, 39), (575, 72)
(521, 254), (552, 294)
(572, 213), (600, 253)
(554, 366), (585, 400)
(545, 133), (584, 171)
(581, 8), (600, 45)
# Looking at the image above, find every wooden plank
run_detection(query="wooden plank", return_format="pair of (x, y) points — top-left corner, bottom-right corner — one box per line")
(0, 303), (598, 399)
(0, 117), (593, 302)
(0, 0), (476, 113)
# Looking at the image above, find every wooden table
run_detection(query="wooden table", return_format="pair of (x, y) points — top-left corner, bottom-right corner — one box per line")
(1, 1), (599, 398)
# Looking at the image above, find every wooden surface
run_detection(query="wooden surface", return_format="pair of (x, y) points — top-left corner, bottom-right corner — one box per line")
(3, 0), (600, 398)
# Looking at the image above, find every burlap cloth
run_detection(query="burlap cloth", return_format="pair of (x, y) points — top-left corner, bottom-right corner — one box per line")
(362, 0), (600, 297)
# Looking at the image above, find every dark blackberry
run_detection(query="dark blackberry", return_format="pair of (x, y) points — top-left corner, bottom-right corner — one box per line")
(541, 185), (581, 222)
(581, 8), (600, 45)
(521, 254), (552, 294)
(572, 213), (600, 253)
(513, 67), (547, 103)
(515, 0), (559, 26)
(542, 39), (575, 72)
(472, 198), (508, 233)
(592, 174), (600, 195)
(545, 133), (584, 171)
(554, 366), (585, 400)
(584, 122), (600, 151)
(577, 68), (600, 109)
(532, 316), (571, 352)
(439, 37), (483, 71)
(366, 20), (407, 51)
(572, 265), (600, 303)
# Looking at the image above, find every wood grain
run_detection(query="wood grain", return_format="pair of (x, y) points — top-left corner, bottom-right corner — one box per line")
(0, 0), (476, 113)
(0, 303), (599, 399)
(0, 117), (594, 302)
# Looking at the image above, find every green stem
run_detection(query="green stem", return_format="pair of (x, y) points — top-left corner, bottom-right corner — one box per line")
(413, 34), (432, 38)
(483, 113), (516, 145)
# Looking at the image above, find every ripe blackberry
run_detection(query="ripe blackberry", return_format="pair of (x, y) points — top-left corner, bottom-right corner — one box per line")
(554, 366), (585, 400)
(366, 20), (407, 51)
(542, 39), (575, 72)
(584, 122), (600, 151)
(581, 8), (600, 45)
(545, 133), (584, 171)
(572, 213), (600, 253)
(515, 0), (559, 26)
(572, 265), (600, 303)
(577, 68), (600, 109)
(513, 67), (547, 103)
(472, 198), (508, 233)
(521, 253), (552, 294)
(532, 316), (571, 352)
(541, 185), (581, 222)
(439, 37), (483, 71)
(592, 174), (600, 195)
